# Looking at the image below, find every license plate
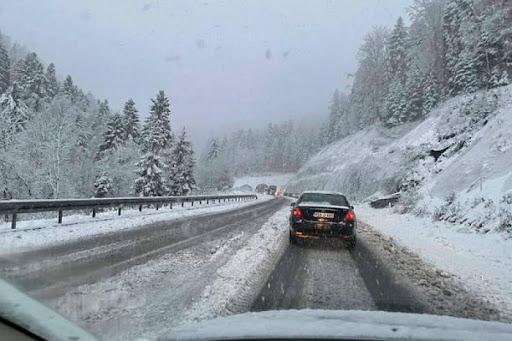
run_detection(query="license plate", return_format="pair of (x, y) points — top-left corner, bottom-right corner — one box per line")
(315, 223), (330, 230)
(313, 212), (335, 219)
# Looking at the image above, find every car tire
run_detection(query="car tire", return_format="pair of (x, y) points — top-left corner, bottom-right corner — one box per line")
(346, 236), (356, 250)
(289, 231), (298, 245)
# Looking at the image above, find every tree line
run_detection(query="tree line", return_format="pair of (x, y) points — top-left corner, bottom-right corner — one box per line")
(0, 32), (196, 199)
(322, 0), (512, 145)
(197, 121), (320, 190)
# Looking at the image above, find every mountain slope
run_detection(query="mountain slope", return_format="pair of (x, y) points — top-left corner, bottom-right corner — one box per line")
(286, 85), (512, 234)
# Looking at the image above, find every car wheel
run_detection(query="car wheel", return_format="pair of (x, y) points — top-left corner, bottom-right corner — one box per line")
(289, 231), (298, 245)
(346, 236), (356, 250)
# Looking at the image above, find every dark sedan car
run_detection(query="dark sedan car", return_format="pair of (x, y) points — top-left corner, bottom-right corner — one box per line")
(289, 191), (356, 248)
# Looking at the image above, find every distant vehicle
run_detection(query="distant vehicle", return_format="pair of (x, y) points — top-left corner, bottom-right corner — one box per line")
(289, 191), (356, 248)
(255, 183), (268, 194)
(275, 186), (284, 197)
(267, 185), (277, 196)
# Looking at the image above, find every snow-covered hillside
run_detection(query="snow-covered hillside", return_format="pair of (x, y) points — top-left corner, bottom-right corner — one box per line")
(286, 85), (512, 234)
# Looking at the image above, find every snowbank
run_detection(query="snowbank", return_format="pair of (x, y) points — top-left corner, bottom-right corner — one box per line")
(357, 204), (512, 319)
(182, 206), (290, 323)
(0, 195), (272, 255)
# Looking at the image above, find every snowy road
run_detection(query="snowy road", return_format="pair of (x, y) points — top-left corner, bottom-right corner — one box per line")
(253, 242), (376, 311)
(253, 223), (501, 322)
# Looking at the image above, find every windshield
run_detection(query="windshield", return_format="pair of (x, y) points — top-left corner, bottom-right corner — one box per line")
(299, 193), (349, 207)
(1, 1), (512, 340)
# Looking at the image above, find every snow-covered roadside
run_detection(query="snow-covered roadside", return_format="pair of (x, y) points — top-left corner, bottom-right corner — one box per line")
(357, 204), (512, 319)
(182, 206), (290, 323)
(0, 195), (273, 255)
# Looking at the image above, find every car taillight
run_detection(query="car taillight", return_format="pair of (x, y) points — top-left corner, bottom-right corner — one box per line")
(344, 210), (355, 222)
(292, 207), (303, 219)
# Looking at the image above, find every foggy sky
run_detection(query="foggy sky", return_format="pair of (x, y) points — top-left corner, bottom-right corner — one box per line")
(0, 0), (412, 148)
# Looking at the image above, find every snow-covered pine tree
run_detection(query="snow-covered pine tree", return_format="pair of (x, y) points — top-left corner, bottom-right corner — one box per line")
(62, 75), (77, 100)
(318, 121), (330, 147)
(140, 90), (173, 154)
(387, 17), (409, 83)
(93, 173), (113, 198)
(333, 92), (350, 139)
(45, 63), (59, 98)
(475, 0), (512, 89)
(385, 77), (408, 126)
(167, 128), (196, 196)
(423, 70), (440, 114)
(404, 65), (425, 121)
(135, 90), (173, 197)
(96, 113), (126, 160)
(206, 137), (221, 161)
(122, 98), (140, 142)
(18, 52), (46, 111)
(0, 84), (29, 149)
(326, 90), (343, 143)
(349, 26), (389, 128)
(9, 59), (26, 86)
(134, 153), (168, 196)
(452, 49), (479, 93)
(93, 99), (110, 129)
(443, 0), (479, 95)
(408, 0), (447, 97)
(385, 17), (409, 125)
(443, 0), (464, 95)
(0, 38), (9, 94)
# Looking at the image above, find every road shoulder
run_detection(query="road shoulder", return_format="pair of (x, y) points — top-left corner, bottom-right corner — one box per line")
(357, 214), (508, 322)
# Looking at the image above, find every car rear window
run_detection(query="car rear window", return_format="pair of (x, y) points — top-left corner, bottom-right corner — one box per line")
(298, 193), (349, 207)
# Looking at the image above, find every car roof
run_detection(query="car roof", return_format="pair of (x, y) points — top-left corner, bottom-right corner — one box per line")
(300, 190), (346, 196)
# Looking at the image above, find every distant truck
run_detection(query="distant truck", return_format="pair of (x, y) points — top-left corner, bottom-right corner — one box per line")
(256, 184), (269, 194)
(267, 185), (277, 196)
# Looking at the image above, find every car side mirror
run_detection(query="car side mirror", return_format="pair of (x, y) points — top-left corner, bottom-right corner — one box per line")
(349, 205), (354, 210)
(290, 201), (296, 207)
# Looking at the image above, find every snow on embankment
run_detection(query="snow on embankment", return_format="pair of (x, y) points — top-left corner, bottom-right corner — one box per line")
(287, 85), (512, 234)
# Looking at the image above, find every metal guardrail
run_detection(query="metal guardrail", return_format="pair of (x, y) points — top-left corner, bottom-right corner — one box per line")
(0, 194), (257, 229)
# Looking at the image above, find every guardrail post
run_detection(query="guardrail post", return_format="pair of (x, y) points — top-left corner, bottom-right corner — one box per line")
(181, 201), (184, 207)
(139, 204), (142, 212)
(206, 199), (209, 204)
(58, 209), (63, 224)
(191, 200), (194, 206)
(11, 213), (16, 229)
(170, 202), (173, 209)
(118, 207), (122, 216)
(92, 208), (96, 218)
(156, 203), (159, 210)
